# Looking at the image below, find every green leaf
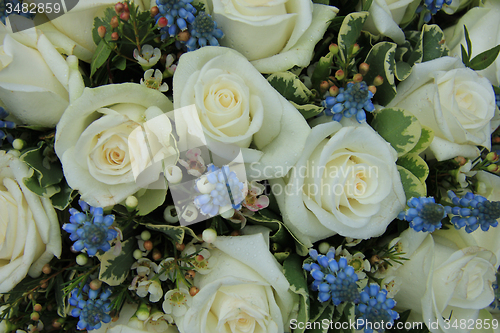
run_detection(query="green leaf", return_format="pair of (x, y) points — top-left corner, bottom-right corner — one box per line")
(311, 52), (334, 89)
(395, 61), (412, 81)
(371, 108), (422, 157)
(461, 44), (471, 67)
(337, 12), (369, 62)
(20, 142), (63, 188)
(50, 179), (76, 210)
(305, 303), (335, 333)
(55, 274), (67, 317)
(421, 24), (449, 62)
(267, 72), (313, 104)
(408, 126), (434, 155)
(397, 153), (429, 185)
(290, 101), (324, 120)
(362, 0), (373, 11)
(283, 254), (310, 333)
(493, 85), (500, 95)
(144, 223), (201, 244)
(397, 166), (427, 200)
(469, 44), (500, 71)
(91, 40), (112, 77)
(113, 56), (127, 71)
(23, 174), (60, 198)
(464, 25), (472, 59)
(98, 239), (136, 286)
(136, 189), (167, 216)
(363, 42), (397, 105)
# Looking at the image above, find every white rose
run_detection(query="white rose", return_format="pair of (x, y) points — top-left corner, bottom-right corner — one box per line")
(444, 0), (500, 85)
(270, 122), (406, 247)
(386, 229), (496, 333)
(206, 0), (338, 73)
(0, 31), (83, 127)
(363, 0), (421, 44)
(173, 46), (311, 180)
(176, 229), (295, 333)
(55, 83), (177, 211)
(388, 56), (499, 161)
(0, 151), (62, 293)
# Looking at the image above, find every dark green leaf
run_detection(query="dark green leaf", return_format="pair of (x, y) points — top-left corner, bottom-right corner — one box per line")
(144, 223), (201, 244)
(464, 25), (472, 59)
(290, 101), (324, 120)
(461, 44), (470, 67)
(113, 56), (127, 71)
(283, 254), (309, 333)
(469, 44), (500, 71)
(362, 0), (373, 11)
(305, 303), (335, 333)
(91, 40), (112, 77)
(337, 12), (369, 61)
(421, 25), (448, 62)
(98, 239), (136, 286)
(20, 142), (63, 188)
(267, 72), (313, 104)
(363, 42), (397, 105)
(55, 274), (67, 317)
(50, 179), (76, 210)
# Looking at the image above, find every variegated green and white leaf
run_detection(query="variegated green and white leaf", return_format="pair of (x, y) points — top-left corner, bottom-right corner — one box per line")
(397, 153), (429, 186)
(398, 166), (427, 200)
(290, 101), (324, 120)
(371, 108), (422, 157)
(311, 52), (334, 89)
(267, 71), (313, 105)
(421, 24), (449, 62)
(363, 42), (397, 105)
(338, 12), (369, 62)
(145, 223), (201, 244)
(283, 254), (309, 333)
(395, 61), (412, 81)
(408, 126), (434, 155)
(306, 303), (335, 333)
(98, 239), (135, 286)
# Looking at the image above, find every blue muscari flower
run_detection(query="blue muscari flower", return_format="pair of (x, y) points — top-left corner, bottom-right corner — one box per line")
(0, 0), (35, 24)
(155, 0), (196, 41)
(416, 0), (452, 22)
(194, 164), (245, 216)
(69, 281), (113, 331)
(356, 284), (399, 333)
(322, 82), (375, 123)
(398, 197), (446, 232)
(0, 106), (15, 147)
(446, 191), (500, 233)
(303, 248), (360, 305)
(185, 12), (224, 51)
(62, 200), (117, 256)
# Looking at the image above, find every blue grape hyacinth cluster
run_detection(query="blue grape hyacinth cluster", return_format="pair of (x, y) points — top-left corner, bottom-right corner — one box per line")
(62, 201), (118, 256)
(303, 249), (360, 305)
(417, 0), (452, 22)
(69, 282), (113, 330)
(194, 164), (245, 217)
(155, 0), (196, 40)
(446, 191), (500, 232)
(322, 82), (375, 123)
(185, 12), (224, 51)
(398, 197), (446, 232)
(356, 284), (399, 333)
(0, 107), (15, 147)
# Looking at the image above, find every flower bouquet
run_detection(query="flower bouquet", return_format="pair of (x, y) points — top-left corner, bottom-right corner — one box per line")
(0, 0), (500, 332)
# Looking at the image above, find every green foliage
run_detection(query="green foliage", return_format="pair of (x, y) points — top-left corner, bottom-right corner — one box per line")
(98, 239), (136, 286)
(364, 42), (397, 105)
(398, 166), (427, 200)
(337, 12), (369, 63)
(461, 25), (500, 70)
(267, 71), (314, 104)
(144, 223), (201, 244)
(283, 254), (310, 333)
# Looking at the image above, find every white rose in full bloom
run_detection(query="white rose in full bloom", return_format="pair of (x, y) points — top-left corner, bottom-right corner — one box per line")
(363, 0), (421, 44)
(173, 46), (311, 180)
(175, 229), (295, 333)
(444, 0), (500, 85)
(388, 56), (499, 161)
(206, 0), (338, 73)
(0, 151), (62, 293)
(55, 83), (177, 211)
(385, 228), (496, 333)
(270, 122), (406, 247)
(0, 30), (83, 127)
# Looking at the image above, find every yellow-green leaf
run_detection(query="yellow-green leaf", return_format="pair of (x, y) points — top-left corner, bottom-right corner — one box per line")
(363, 42), (397, 105)
(338, 12), (369, 62)
(267, 71), (313, 104)
(397, 153), (429, 185)
(397, 166), (426, 200)
(144, 223), (201, 244)
(290, 101), (324, 120)
(408, 126), (434, 155)
(98, 239), (135, 286)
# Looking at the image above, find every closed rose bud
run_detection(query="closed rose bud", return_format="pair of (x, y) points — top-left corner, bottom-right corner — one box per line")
(152, 249), (162, 261)
(373, 75), (384, 86)
(185, 270), (196, 279)
(110, 16), (119, 28)
(178, 31), (191, 42)
(353, 73), (363, 82)
(329, 85), (339, 96)
(123, 2), (129, 12)
(42, 264), (51, 275)
(319, 80), (330, 92)
(120, 11), (130, 21)
(158, 17), (168, 28)
(33, 304), (42, 312)
(190, 286), (200, 296)
(111, 32), (119, 41)
(144, 240), (153, 251)
(90, 279), (102, 291)
(150, 6), (159, 16)
(335, 69), (344, 81)
(487, 164), (499, 172)
(176, 243), (185, 251)
(368, 85), (376, 94)
(115, 3), (124, 14)
(329, 43), (339, 55)
(352, 43), (360, 53)
(98, 25), (106, 38)
(359, 63), (370, 75)
(486, 152), (499, 162)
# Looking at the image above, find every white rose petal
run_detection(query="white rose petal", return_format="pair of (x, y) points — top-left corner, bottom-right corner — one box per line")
(0, 152), (62, 293)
